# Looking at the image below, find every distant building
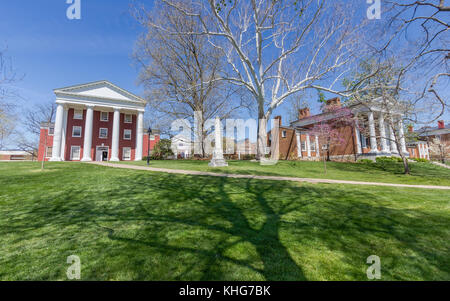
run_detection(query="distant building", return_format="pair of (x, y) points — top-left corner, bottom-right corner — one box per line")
(417, 120), (449, 160)
(0, 150), (34, 161)
(171, 135), (193, 159)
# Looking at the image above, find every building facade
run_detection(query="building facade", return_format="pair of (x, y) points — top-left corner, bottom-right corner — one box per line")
(273, 98), (429, 161)
(0, 150), (34, 161)
(37, 81), (160, 162)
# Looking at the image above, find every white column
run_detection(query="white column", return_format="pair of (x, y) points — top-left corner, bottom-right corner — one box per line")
(50, 103), (64, 161)
(296, 132), (302, 158)
(389, 125), (399, 154)
(81, 105), (94, 162)
(135, 111), (144, 161)
(368, 111), (378, 153)
(110, 107), (121, 161)
(398, 119), (408, 154)
(315, 135), (320, 158)
(378, 112), (389, 153)
(418, 144), (423, 159)
(355, 121), (362, 154)
(306, 133), (311, 158)
(425, 144), (430, 159)
(60, 106), (69, 161)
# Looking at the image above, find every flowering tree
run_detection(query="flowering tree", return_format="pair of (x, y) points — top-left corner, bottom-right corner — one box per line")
(428, 137), (449, 164)
(308, 104), (356, 174)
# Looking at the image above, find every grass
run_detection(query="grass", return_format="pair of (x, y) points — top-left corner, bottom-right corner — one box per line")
(123, 159), (450, 186)
(0, 162), (449, 280)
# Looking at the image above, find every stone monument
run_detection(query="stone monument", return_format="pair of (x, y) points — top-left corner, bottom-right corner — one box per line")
(209, 117), (228, 167)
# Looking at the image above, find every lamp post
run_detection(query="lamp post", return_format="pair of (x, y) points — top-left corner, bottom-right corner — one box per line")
(147, 127), (152, 166)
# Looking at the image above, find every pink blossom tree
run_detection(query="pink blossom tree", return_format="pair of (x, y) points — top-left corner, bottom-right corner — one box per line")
(308, 104), (357, 174)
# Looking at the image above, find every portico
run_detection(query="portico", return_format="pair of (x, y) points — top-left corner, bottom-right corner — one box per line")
(49, 81), (146, 162)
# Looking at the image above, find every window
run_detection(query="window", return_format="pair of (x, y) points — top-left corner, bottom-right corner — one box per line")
(100, 112), (109, 122)
(150, 135), (155, 141)
(72, 126), (82, 138)
(48, 127), (54, 136)
(282, 130), (287, 138)
(411, 149), (415, 156)
(123, 129), (132, 140)
(124, 114), (132, 123)
(74, 109), (83, 120)
(310, 142), (316, 152)
(301, 141), (307, 151)
(46, 146), (53, 158)
(70, 146), (81, 160)
(360, 133), (367, 148)
(99, 128), (108, 139)
(122, 147), (131, 160)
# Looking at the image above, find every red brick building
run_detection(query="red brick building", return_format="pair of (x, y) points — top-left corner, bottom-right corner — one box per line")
(37, 81), (160, 162)
(272, 98), (429, 161)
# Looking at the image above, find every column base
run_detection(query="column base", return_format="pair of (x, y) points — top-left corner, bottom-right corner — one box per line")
(134, 158), (143, 162)
(368, 149), (379, 154)
(81, 158), (92, 162)
(110, 157), (120, 162)
(209, 158), (228, 167)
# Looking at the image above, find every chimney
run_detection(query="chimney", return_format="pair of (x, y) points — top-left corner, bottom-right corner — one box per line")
(298, 108), (310, 119)
(438, 120), (445, 129)
(408, 125), (414, 133)
(274, 116), (282, 126)
(326, 97), (341, 108)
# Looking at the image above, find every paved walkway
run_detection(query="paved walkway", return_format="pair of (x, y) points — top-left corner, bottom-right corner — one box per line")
(432, 161), (450, 169)
(88, 162), (450, 190)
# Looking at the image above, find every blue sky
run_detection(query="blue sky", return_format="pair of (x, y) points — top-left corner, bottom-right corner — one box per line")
(0, 0), (145, 107)
(1, 0), (447, 147)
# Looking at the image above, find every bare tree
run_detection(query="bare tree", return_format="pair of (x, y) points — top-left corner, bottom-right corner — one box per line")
(0, 48), (19, 149)
(133, 0), (245, 157)
(149, 0), (367, 159)
(21, 101), (56, 169)
(381, 1), (449, 123)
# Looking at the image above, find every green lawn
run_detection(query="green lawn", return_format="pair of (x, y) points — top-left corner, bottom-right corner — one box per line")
(0, 162), (449, 280)
(124, 159), (450, 186)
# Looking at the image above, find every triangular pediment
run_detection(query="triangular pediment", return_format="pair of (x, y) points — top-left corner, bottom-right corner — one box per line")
(54, 81), (145, 104)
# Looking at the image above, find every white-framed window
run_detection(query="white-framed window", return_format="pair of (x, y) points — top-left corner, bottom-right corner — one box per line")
(124, 114), (132, 123)
(282, 130), (287, 138)
(73, 109), (83, 120)
(150, 135), (155, 141)
(45, 146), (53, 158)
(310, 142), (316, 152)
(70, 146), (81, 160)
(123, 129), (132, 140)
(301, 141), (307, 151)
(122, 147), (131, 161)
(411, 149), (415, 156)
(72, 126), (82, 138)
(99, 128), (108, 139)
(48, 126), (54, 136)
(100, 111), (109, 122)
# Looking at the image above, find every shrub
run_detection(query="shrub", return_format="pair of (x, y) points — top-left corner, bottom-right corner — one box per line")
(376, 156), (402, 163)
(358, 159), (373, 164)
(412, 158), (428, 163)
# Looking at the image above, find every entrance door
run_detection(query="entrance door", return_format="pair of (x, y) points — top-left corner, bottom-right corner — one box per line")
(102, 151), (108, 161)
(96, 147), (109, 161)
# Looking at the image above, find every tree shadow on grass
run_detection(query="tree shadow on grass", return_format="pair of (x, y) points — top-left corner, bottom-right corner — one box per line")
(2, 164), (449, 280)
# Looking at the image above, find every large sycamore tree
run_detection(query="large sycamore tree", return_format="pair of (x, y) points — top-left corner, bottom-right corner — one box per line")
(133, 0), (244, 157)
(151, 0), (365, 159)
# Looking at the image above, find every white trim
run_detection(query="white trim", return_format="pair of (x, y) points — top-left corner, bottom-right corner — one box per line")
(70, 146), (81, 161)
(122, 147), (131, 161)
(99, 127), (108, 139)
(123, 129), (132, 140)
(100, 111), (109, 122)
(281, 130), (287, 138)
(48, 126), (55, 136)
(73, 109), (83, 120)
(72, 126), (82, 138)
(124, 114), (132, 124)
